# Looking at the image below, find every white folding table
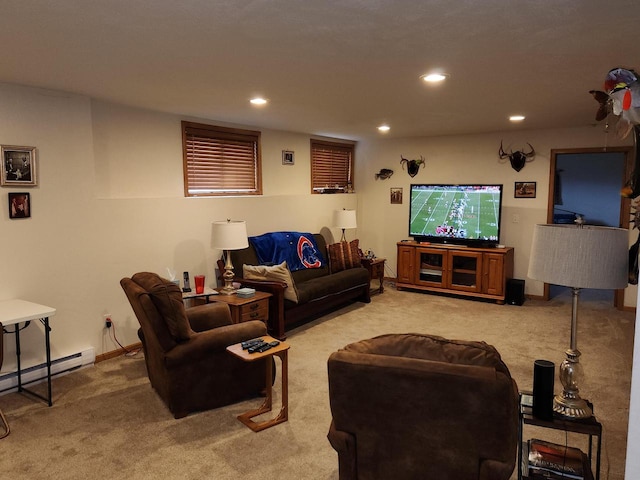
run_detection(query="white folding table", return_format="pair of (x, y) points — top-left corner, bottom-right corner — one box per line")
(0, 299), (56, 406)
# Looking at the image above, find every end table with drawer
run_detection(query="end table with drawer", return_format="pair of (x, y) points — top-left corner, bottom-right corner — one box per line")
(360, 257), (386, 294)
(211, 290), (272, 326)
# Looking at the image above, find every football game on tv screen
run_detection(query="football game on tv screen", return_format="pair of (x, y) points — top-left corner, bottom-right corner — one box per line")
(409, 184), (503, 244)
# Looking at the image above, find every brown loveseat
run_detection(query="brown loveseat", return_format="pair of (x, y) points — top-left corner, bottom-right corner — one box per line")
(221, 233), (370, 339)
(121, 272), (269, 418)
(327, 333), (519, 480)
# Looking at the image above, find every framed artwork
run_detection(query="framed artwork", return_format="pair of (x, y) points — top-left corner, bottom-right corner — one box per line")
(282, 150), (295, 165)
(390, 187), (403, 204)
(8, 192), (31, 219)
(1, 145), (37, 187)
(515, 181), (536, 198)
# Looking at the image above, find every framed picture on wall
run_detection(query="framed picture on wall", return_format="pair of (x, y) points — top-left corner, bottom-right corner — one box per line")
(282, 150), (295, 165)
(390, 187), (403, 204)
(515, 181), (536, 198)
(1, 145), (37, 186)
(8, 192), (31, 219)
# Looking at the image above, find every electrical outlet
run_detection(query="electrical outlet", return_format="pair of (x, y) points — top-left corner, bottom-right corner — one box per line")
(512, 214), (520, 223)
(104, 314), (112, 329)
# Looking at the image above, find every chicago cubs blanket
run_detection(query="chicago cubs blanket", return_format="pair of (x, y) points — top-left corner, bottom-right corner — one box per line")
(249, 231), (325, 272)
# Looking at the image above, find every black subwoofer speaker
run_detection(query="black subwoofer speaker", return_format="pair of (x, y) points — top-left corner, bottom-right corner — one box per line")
(533, 359), (555, 420)
(506, 279), (525, 305)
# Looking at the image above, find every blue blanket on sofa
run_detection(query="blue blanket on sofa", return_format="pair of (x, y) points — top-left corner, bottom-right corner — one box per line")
(249, 232), (325, 272)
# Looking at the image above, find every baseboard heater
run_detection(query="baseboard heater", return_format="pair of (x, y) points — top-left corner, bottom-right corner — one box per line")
(0, 348), (95, 394)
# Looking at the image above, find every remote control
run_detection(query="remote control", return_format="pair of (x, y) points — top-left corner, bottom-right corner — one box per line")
(248, 342), (267, 353)
(255, 342), (274, 353)
(241, 338), (264, 350)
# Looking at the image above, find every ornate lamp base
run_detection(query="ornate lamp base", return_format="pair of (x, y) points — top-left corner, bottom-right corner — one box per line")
(553, 394), (593, 419)
(553, 347), (593, 419)
(220, 249), (237, 296)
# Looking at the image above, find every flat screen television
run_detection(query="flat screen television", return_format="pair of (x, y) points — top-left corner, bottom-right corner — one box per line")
(408, 184), (504, 247)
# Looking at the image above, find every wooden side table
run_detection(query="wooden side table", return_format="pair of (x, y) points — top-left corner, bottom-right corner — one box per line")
(361, 257), (386, 294)
(226, 336), (290, 432)
(210, 290), (271, 325)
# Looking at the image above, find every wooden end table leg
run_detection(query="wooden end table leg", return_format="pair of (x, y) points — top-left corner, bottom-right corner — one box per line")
(237, 349), (288, 432)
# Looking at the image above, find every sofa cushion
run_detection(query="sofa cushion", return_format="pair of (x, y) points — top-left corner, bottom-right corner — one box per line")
(327, 239), (362, 273)
(133, 272), (193, 342)
(243, 261), (299, 303)
(295, 266), (369, 304)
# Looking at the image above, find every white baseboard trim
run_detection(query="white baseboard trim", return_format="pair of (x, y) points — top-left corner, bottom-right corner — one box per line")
(0, 347), (95, 394)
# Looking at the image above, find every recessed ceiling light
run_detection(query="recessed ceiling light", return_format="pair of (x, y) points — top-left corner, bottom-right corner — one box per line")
(377, 125), (390, 133)
(509, 115), (525, 122)
(250, 97), (268, 106)
(421, 73), (449, 83)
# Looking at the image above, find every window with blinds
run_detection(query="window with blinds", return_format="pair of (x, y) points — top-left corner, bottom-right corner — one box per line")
(182, 121), (262, 197)
(310, 139), (355, 193)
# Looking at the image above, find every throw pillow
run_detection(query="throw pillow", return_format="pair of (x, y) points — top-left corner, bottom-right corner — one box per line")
(243, 261), (299, 303)
(327, 239), (361, 273)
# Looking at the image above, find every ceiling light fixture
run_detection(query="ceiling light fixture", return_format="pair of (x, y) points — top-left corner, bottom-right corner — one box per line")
(250, 97), (268, 106)
(378, 125), (390, 133)
(509, 115), (525, 122)
(421, 73), (448, 83)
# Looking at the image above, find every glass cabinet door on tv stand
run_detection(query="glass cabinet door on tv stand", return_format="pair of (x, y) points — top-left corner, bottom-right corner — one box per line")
(448, 250), (483, 293)
(416, 247), (447, 287)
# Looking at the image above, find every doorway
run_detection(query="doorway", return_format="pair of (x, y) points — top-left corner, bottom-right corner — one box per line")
(546, 147), (633, 307)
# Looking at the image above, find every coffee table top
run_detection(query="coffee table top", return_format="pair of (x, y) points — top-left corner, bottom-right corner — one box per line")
(227, 335), (290, 361)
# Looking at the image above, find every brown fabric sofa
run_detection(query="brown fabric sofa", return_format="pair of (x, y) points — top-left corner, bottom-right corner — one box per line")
(327, 333), (519, 480)
(221, 233), (370, 340)
(121, 272), (268, 419)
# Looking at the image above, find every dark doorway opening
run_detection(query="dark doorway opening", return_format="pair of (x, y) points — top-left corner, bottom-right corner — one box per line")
(547, 147), (633, 307)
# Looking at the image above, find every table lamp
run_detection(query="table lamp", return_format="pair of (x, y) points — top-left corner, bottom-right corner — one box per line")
(527, 222), (628, 418)
(333, 209), (357, 242)
(212, 219), (249, 295)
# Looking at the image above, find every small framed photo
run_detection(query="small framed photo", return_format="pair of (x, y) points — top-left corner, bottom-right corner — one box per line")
(8, 192), (31, 219)
(1, 145), (37, 186)
(282, 150), (295, 165)
(515, 181), (536, 198)
(390, 187), (403, 204)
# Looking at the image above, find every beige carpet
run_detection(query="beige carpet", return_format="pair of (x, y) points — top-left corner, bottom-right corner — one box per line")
(0, 285), (634, 480)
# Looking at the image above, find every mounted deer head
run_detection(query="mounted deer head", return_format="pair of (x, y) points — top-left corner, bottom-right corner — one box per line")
(498, 142), (535, 172)
(400, 155), (425, 177)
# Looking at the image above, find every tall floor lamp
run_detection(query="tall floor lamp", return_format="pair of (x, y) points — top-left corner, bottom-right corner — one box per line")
(333, 209), (357, 242)
(212, 219), (249, 295)
(527, 223), (628, 419)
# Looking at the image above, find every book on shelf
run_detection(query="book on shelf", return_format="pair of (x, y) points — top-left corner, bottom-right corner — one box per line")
(526, 438), (586, 479)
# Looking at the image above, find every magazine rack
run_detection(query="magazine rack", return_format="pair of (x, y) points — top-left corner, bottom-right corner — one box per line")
(518, 392), (601, 480)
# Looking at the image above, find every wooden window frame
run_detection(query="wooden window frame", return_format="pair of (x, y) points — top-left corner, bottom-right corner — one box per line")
(182, 121), (262, 197)
(310, 139), (355, 194)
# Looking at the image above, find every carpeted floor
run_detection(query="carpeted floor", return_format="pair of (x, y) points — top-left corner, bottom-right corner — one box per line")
(0, 285), (634, 479)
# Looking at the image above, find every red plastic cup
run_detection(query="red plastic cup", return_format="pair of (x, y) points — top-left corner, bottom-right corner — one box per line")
(194, 275), (205, 294)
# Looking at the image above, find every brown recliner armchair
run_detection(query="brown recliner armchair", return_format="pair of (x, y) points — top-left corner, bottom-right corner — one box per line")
(327, 333), (519, 480)
(121, 272), (269, 419)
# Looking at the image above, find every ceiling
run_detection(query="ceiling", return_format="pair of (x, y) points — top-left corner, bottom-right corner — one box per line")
(1, 0), (639, 141)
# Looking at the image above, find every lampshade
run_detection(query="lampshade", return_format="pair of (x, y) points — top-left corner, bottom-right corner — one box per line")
(333, 209), (357, 229)
(212, 220), (249, 250)
(528, 224), (628, 289)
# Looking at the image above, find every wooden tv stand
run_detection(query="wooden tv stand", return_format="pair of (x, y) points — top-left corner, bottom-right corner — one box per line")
(396, 242), (514, 304)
